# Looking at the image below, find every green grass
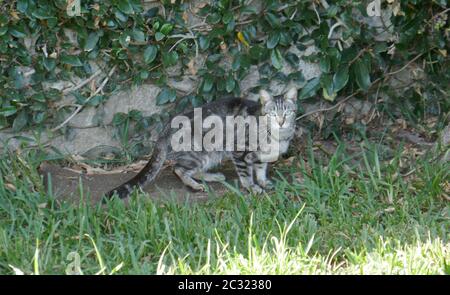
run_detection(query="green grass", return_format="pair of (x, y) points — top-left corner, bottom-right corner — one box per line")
(0, 143), (448, 274)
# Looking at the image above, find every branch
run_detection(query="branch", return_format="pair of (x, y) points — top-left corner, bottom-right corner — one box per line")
(62, 69), (102, 95)
(51, 66), (117, 132)
(296, 52), (425, 121)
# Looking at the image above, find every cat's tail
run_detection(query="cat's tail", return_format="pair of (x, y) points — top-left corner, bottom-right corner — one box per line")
(104, 138), (169, 200)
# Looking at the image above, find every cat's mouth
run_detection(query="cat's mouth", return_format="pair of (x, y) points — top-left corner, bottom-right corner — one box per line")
(271, 123), (292, 130)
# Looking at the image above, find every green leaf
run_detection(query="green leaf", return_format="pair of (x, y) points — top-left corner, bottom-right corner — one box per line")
(270, 48), (283, 70)
(115, 10), (128, 22)
(9, 27), (27, 38)
(333, 65), (349, 92)
(32, 9), (52, 20)
(117, 0), (134, 15)
(222, 11), (234, 24)
(226, 75), (236, 93)
(321, 75), (336, 102)
(12, 111), (28, 131)
(266, 31), (280, 49)
(84, 32), (100, 51)
(285, 52), (299, 67)
(0, 27), (7, 36)
(265, 12), (281, 28)
(156, 88), (176, 105)
(17, 0), (28, 13)
(140, 70), (149, 79)
(319, 56), (331, 73)
(202, 75), (214, 92)
(155, 32), (165, 41)
(33, 112), (46, 124)
(43, 58), (56, 71)
(112, 112), (127, 126)
(206, 13), (221, 24)
(232, 55), (241, 71)
(119, 33), (130, 48)
(353, 59), (371, 91)
(162, 51), (178, 67)
(131, 29), (146, 42)
(241, 6), (258, 15)
(86, 95), (104, 107)
(199, 35), (210, 50)
(190, 95), (203, 107)
(299, 77), (321, 99)
(160, 24), (173, 35)
(0, 106), (17, 117)
(61, 55), (83, 67)
(143, 45), (157, 64)
(322, 87), (337, 102)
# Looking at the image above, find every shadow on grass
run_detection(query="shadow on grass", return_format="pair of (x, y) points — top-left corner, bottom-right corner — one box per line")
(0, 142), (448, 274)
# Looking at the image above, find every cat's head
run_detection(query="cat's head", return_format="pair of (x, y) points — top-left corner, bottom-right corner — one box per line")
(259, 87), (297, 129)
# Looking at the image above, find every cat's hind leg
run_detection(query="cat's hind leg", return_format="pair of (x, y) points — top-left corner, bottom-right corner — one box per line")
(174, 166), (206, 191)
(193, 172), (226, 182)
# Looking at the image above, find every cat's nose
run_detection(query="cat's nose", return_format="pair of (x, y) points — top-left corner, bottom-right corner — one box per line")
(277, 117), (285, 126)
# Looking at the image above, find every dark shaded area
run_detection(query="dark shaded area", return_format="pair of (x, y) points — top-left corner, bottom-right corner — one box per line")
(39, 162), (238, 205)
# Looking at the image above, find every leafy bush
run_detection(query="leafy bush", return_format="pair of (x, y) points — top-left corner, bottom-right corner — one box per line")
(0, 0), (448, 132)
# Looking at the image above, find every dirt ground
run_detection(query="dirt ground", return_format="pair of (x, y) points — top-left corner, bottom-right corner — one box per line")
(38, 121), (444, 206)
(39, 162), (240, 205)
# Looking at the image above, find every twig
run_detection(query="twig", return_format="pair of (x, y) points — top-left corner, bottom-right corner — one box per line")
(168, 33), (197, 53)
(62, 69), (102, 95)
(328, 21), (343, 39)
(431, 8), (450, 20)
(296, 50), (426, 121)
(349, 48), (368, 66)
(386, 52), (424, 76)
(290, 8), (298, 20)
(312, 2), (321, 24)
(296, 87), (365, 121)
(51, 66), (117, 132)
(319, 0), (349, 30)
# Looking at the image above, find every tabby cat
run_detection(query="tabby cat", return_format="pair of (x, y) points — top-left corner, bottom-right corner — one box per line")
(105, 87), (298, 199)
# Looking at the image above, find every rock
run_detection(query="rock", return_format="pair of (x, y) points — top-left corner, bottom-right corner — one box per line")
(442, 124), (450, 147)
(69, 107), (99, 128)
(353, 7), (396, 42)
(344, 99), (373, 119)
(264, 45), (322, 97)
(285, 45), (321, 81)
(0, 131), (37, 151)
(168, 76), (198, 94)
(51, 127), (119, 155)
(63, 28), (79, 46)
(42, 80), (77, 92)
(442, 124), (450, 163)
(240, 66), (260, 95)
(101, 84), (163, 125)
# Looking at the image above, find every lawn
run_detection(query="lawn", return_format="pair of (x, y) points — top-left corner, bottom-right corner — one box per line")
(0, 142), (448, 274)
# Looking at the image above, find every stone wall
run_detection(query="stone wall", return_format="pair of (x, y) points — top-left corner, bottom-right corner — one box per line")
(0, 1), (421, 157)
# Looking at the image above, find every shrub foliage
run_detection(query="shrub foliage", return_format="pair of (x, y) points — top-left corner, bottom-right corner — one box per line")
(0, 0), (448, 132)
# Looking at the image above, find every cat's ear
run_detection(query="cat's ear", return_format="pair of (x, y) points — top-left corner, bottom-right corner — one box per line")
(259, 90), (272, 104)
(284, 87), (298, 102)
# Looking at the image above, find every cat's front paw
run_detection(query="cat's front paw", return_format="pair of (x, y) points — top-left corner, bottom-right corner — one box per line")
(259, 179), (274, 190)
(249, 184), (264, 194)
(193, 183), (207, 192)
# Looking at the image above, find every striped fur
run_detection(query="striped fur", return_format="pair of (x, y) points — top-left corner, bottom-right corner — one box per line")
(105, 88), (297, 199)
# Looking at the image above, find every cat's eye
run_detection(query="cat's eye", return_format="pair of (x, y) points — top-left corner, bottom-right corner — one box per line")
(285, 110), (294, 116)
